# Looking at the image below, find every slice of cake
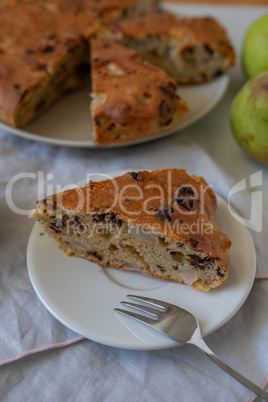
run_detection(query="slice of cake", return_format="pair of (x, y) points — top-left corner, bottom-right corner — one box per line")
(90, 40), (188, 145)
(99, 12), (235, 84)
(0, 0), (160, 127)
(31, 169), (231, 292)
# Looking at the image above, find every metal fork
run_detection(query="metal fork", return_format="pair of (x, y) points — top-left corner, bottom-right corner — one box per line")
(114, 295), (268, 400)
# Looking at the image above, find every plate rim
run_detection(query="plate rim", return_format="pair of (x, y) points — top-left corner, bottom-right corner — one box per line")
(26, 172), (256, 350)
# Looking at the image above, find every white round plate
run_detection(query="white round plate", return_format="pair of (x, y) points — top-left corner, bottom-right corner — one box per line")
(0, 75), (229, 148)
(27, 178), (256, 350)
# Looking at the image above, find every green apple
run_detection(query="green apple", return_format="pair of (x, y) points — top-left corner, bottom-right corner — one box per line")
(231, 71), (268, 166)
(243, 13), (268, 78)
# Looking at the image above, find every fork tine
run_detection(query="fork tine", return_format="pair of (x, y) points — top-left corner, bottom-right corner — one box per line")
(114, 308), (157, 326)
(121, 301), (159, 318)
(127, 295), (172, 310)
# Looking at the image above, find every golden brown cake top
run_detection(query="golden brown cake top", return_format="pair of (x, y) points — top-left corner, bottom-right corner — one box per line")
(91, 39), (186, 128)
(39, 169), (231, 268)
(108, 12), (235, 57)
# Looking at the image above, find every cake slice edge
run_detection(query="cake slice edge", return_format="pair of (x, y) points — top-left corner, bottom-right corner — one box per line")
(31, 170), (231, 292)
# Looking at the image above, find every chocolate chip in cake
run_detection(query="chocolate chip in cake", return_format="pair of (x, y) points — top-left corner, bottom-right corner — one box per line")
(161, 118), (173, 127)
(71, 218), (84, 230)
(155, 206), (174, 222)
(40, 198), (57, 209)
(49, 225), (61, 234)
(107, 212), (122, 227)
(189, 258), (205, 269)
(95, 118), (102, 127)
(204, 44), (214, 55)
(185, 46), (195, 54)
(213, 69), (224, 78)
(93, 212), (122, 227)
(175, 198), (193, 211)
(49, 218), (65, 233)
(87, 251), (102, 261)
(108, 123), (116, 131)
(175, 186), (195, 211)
(179, 186), (195, 196)
(72, 218), (80, 225)
(159, 86), (174, 99)
(13, 84), (20, 90)
(128, 171), (143, 181)
(217, 267), (225, 277)
(157, 265), (166, 273)
(93, 212), (106, 223)
(20, 90), (28, 101)
(159, 99), (172, 117)
(190, 238), (199, 248)
(35, 99), (45, 112)
(42, 45), (54, 53)
(189, 255), (214, 269)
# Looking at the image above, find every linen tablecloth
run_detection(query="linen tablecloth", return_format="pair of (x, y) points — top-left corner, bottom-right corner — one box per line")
(1, 3), (268, 401)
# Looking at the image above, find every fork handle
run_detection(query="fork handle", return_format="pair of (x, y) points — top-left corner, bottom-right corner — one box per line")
(189, 335), (268, 400)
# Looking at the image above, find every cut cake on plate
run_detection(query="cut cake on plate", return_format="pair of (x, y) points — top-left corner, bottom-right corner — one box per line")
(31, 169), (231, 292)
(99, 12), (235, 84)
(90, 40), (188, 145)
(0, 2), (235, 145)
(0, 0), (160, 127)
